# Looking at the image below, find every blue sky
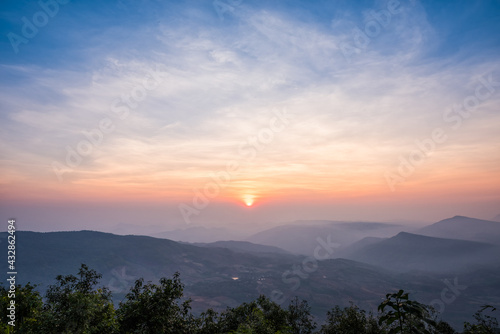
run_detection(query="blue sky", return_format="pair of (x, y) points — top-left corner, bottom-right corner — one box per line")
(1, 0), (499, 232)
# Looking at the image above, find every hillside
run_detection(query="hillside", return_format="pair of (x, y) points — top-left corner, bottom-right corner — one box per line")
(2, 230), (500, 329)
(0, 230), (405, 316)
(153, 226), (247, 243)
(340, 232), (500, 273)
(246, 221), (406, 255)
(334, 236), (386, 258)
(417, 216), (500, 244)
(192, 240), (290, 255)
(0, 231), (294, 295)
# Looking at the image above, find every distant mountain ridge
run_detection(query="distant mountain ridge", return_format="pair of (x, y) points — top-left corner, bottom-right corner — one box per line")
(246, 221), (407, 255)
(416, 216), (500, 244)
(153, 226), (247, 243)
(0, 230), (297, 311)
(339, 231), (500, 272)
(0, 230), (410, 318)
(1, 230), (500, 329)
(192, 240), (289, 255)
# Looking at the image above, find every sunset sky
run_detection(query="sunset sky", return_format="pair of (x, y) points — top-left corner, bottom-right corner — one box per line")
(1, 0), (499, 232)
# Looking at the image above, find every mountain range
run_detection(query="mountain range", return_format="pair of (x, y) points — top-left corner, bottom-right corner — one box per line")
(2, 215), (500, 329)
(245, 220), (409, 255)
(416, 215), (500, 244)
(337, 231), (500, 272)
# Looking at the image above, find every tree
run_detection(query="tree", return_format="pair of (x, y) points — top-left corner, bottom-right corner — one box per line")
(196, 308), (221, 334)
(463, 305), (499, 334)
(378, 289), (436, 334)
(117, 272), (195, 334)
(0, 283), (43, 333)
(5, 267), (500, 334)
(433, 320), (457, 334)
(320, 302), (382, 334)
(217, 295), (292, 333)
(41, 264), (117, 334)
(286, 297), (316, 334)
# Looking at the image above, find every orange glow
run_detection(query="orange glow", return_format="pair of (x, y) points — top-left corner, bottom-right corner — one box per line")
(2, 155), (500, 210)
(243, 195), (255, 207)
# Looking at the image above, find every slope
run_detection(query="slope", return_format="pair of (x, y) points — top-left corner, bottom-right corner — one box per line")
(340, 232), (500, 273)
(192, 240), (290, 255)
(2, 230), (500, 329)
(417, 216), (500, 244)
(246, 221), (406, 255)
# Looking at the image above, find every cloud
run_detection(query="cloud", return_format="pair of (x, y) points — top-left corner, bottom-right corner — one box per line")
(0, 0), (499, 221)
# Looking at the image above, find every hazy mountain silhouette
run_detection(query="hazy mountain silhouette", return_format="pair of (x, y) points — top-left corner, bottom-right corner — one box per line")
(108, 223), (167, 236)
(2, 230), (500, 329)
(192, 240), (290, 255)
(417, 216), (500, 244)
(340, 232), (500, 272)
(154, 226), (247, 243)
(1, 230), (295, 284)
(334, 236), (386, 257)
(246, 221), (408, 255)
(0, 230), (402, 316)
(492, 214), (500, 222)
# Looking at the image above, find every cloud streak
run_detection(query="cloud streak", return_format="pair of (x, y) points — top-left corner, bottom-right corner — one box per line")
(1, 0), (499, 228)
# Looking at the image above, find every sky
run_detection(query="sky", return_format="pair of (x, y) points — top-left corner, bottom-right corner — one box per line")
(1, 0), (499, 233)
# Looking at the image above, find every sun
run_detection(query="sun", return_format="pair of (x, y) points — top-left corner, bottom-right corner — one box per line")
(243, 195), (255, 207)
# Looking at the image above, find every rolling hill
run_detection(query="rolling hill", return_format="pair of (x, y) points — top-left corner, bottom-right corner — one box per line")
(417, 216), (500, 244)
(1, 230), (407, 316)
(246, 221), (407, 255)
(2, 230), (500, 329)
(339, 232), (500, 273)
(153, 226), (247, 243)
(192, 240), (290, 255)
(0, 231), (293, 295)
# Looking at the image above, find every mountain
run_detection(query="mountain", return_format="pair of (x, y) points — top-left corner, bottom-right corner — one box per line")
(0, 231), (295, 309)
(0, 230), (401, 314)
(107, 223), (168, 236)
(2, 230), (500, 329)
(246, 221), (407, 255)
(334, 236), (386, 258)
(153, 226), (248, 243)
(417, 216), (500, 244)
(492, 214), (500, 222)
(192, 240), (290, 255)
(340, 232), (500, 273)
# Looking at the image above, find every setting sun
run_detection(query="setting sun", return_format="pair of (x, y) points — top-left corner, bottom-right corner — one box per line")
(243, 195), (255, 207)
(1, 1), (500, 329)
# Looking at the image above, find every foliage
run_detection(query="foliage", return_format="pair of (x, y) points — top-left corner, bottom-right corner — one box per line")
(196, 308), (220, 334)
(117, 272), (195, 334)
(286, 297), (316, 334)
(433, 320), (457, 334)
(463, 305), (499, 334)
(217, 295), (291, 333)
(0, 283), (43, 333)
(378, 289), (436, 334)
(3, 265), (500, 334)
(40, 264), (117, 334)
(319, 302), (383, 334)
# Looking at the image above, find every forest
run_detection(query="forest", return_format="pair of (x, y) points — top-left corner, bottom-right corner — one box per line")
(1, 264), (498, 334)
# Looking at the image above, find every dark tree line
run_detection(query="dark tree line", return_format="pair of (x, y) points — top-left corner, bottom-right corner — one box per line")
(0, 264), (498, 333)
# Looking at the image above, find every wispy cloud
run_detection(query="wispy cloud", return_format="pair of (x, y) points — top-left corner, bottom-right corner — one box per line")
(1, 0), (499, 226)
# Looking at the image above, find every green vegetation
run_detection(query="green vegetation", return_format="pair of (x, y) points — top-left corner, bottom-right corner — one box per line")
(6, 230), (499, 328)
(378, 289), (436, 333)
(1, 265), (498, 334)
